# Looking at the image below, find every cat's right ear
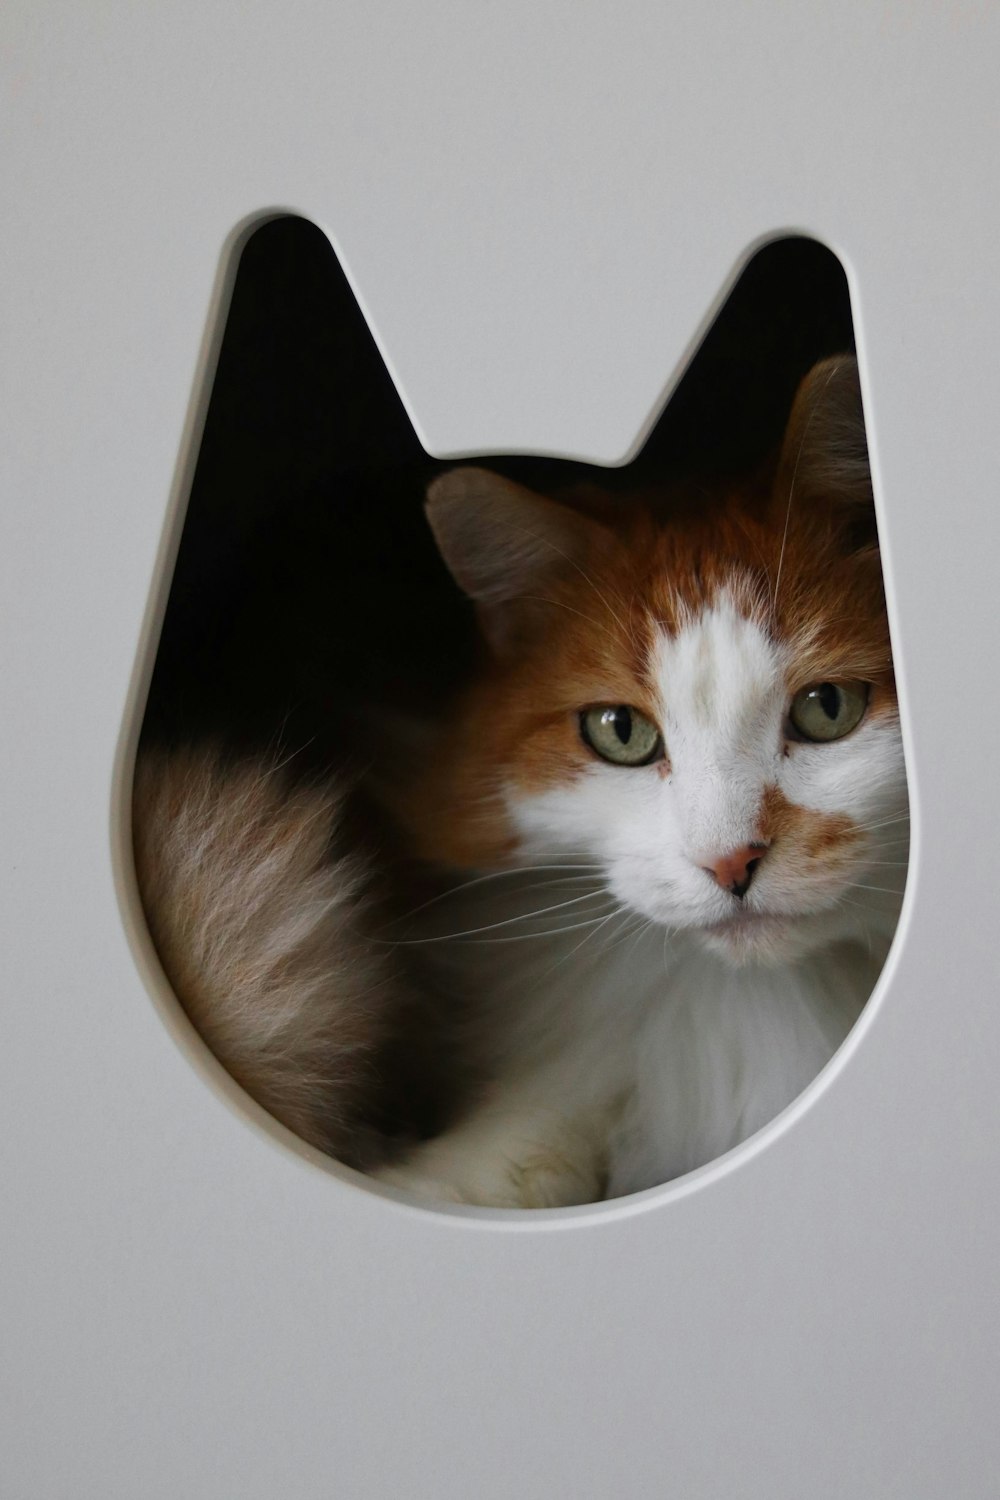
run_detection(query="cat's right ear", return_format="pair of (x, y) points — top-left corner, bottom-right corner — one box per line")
(426, 467), (610, 656)
(776, 355), (876, 551)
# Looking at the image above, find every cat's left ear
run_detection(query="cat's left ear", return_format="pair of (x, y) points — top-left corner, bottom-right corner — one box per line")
(425, 467), (613, 655)
(777, 355), (876, 547)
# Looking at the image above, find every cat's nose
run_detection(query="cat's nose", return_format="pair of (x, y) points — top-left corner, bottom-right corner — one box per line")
(699, 843), (768, 899)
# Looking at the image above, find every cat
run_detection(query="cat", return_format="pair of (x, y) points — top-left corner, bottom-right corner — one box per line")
(133, 353), (908, 1206)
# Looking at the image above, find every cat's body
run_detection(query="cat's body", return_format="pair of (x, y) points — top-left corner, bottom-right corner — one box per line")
(381, 896), (885, 1204)
(134, 355), (908, 1207)
(133, 748), (458, 1166)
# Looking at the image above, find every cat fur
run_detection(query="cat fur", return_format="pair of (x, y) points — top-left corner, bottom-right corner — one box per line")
(134, 355), (908, 1207)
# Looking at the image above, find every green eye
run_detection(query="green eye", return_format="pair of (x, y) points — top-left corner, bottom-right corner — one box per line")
(580, 705), (663, 766)
(789, 681), (869, 743)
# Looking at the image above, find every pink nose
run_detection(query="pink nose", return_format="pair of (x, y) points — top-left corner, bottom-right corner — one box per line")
(700, 844), (768, 898)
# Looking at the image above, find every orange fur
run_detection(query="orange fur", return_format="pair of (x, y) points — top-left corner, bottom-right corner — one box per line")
(396, 462), (895, 871)
(759, 784), (864, 882)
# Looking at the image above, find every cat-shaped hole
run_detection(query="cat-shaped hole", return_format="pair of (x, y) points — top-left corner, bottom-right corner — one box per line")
(132, 219), (908, 1208)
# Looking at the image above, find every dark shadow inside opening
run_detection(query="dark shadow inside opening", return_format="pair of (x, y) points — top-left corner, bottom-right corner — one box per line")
(137, 218), (898, 1204)
(143, 219), (855, 772)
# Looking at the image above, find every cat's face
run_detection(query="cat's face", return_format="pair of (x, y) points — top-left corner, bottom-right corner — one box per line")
(503, 586), (905, 966)
(405, 358), (908, 967)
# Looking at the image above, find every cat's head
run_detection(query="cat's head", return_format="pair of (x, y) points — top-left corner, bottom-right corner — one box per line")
(404, 357), (907, 966)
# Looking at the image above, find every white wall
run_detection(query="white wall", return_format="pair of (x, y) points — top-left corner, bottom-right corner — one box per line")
(3, 3), (998, 1495)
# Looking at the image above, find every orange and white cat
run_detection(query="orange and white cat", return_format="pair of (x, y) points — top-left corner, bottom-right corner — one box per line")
(134, 355), (908, 1206)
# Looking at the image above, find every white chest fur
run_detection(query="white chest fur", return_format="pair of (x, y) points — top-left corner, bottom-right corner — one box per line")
(387, 875), (893, 1207)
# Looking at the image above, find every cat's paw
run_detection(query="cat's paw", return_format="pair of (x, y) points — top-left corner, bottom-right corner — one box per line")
(371, 1138), (604, 1210)
(502, 1144), (605, 1209)
(371, 1161), (471, 1208)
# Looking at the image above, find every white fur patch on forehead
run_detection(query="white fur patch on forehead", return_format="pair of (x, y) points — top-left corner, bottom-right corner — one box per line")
(648, 594), (789, 859)
(652, 593), (786, 744)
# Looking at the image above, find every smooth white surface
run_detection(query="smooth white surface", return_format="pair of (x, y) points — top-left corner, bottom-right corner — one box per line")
(3, 3), (998, 1495)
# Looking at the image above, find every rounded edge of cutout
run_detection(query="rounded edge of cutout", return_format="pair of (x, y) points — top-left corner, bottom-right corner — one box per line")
(108, 207), (385, 1192)
(111, 217), (915, 1228)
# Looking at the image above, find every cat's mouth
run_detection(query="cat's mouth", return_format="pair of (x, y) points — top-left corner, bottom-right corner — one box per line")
(702, 909), (792, 937)
(697, 908), (807, 965)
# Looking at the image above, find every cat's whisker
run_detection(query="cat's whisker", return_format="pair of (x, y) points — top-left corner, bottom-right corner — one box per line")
(500, 519), (632, 638)
(597, 909), (647, 962)
(771, 471), (797, 615)
(842, 900), (879, 959)
(389, 864), (604, 925)
(619, 921), (655, 969)
(842, 904), (876, 959)
(531, 905), (629, 982)
(515, 594), (606, 631)
(599, 900), (644, 948)
(456, 906), (628, 946)
(602, 909), (649, 957)
(556, 556), (632, 640)
(856, 813), (911, 833)
(838, 894), (882, 918)
(446, 874), (610, 910)
(842, 880), (905, 896)
(547, 902), (630, 965)
(387, 888), (618, 946)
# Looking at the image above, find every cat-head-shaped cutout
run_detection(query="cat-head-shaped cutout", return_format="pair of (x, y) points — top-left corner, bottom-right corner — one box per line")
(139, 221), (906, 1200)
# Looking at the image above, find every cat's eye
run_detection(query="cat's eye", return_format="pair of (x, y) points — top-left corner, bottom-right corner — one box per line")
(580, 705), (663, 766)
(788, 681), (869, 742)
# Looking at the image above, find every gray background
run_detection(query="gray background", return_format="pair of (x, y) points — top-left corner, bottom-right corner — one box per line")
(2, 2), (995, 1495)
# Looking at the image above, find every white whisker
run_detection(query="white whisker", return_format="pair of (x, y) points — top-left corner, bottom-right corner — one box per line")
(389, 888), (616, 945)
(550, 903), (630, 965)
(856, 813), (911, 834)
(390, 864), (603, 924)
(843, 880), (905, 896)
(503, 518), (632, 637)
(453, 907), (626, 946)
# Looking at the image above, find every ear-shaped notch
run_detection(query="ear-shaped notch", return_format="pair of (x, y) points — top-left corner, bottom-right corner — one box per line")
(777, 355), (875, 547)
(426, 467), (613, 655)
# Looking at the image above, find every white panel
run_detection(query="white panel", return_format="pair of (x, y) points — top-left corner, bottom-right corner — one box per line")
(3, 2), (998, 1495)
